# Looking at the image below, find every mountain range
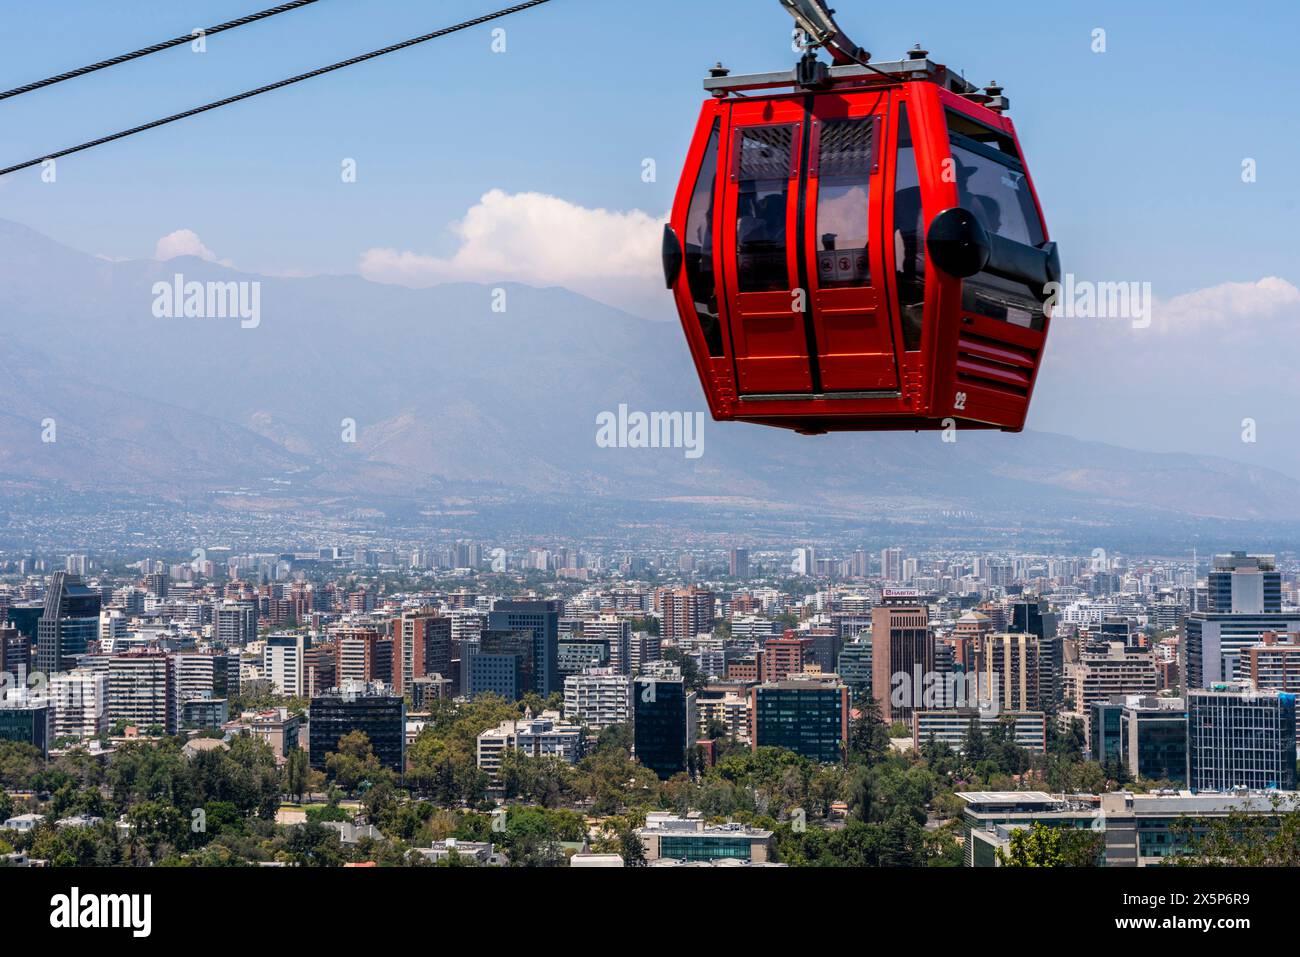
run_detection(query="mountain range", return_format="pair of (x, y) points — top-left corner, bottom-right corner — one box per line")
(2, 217), (1298, 535)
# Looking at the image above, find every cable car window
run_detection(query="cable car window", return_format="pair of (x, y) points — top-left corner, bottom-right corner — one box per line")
(946, 111), (1044, 249)
(815, 118), (873, 288)
(946, 111), (1047, 330)
(685, 122), (724, 356)
(893, 106), (925, 351)
(735, 125), (794, 293)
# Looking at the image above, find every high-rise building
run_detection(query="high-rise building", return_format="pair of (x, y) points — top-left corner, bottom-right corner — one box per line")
(0, 624), (26, 681)
(836, 639), (873, 695)
(48, 669), (107, 740)
(308, 682), (405, 772)
(729, 548), (750, 580)
(467, 629), (535, 701)
(558, 638), (609, 677)
(1120, 696), (1187, 784)
(1068, 643), (1158, 739)
(173, 652), (232, 729)
(1183, 609), (1300, 688)
(1090, 699), (1124, 765)
(107, 652), (176, 735)
(1207, 552), (1281, 613)
(335, 630), (391, 686)
(583, 615), (631, 675)
(0, 697), (53, 756)
(392, 610), (452, 697)
(1187, 684), (1296, 791)
(871, 594), (931, 722)
(633, 674), (696, 779)
(1248, 632), (1300, 709)
(35, 573), (101, 675)
(762, 632), (814, 682)
(564, 668), (632, 730)
(264, 634), (310, 697)
(487, 600), (561, 696)
(980, 633), (1041, 712)
(215, 601), (258, 646)
(749, 679), (849, 763)
(880, 548), (904, 583)
(660, 588), (715, 645)
(1009, 598), (1062, 707)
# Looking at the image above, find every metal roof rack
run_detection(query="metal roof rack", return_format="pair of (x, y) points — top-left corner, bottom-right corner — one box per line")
(704, 57), (980, 97)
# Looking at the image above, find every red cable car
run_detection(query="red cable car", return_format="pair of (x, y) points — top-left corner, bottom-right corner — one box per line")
(662, 1), (1060, 435)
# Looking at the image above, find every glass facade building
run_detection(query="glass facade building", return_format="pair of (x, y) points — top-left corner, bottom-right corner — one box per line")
(750, 681), (848, 763)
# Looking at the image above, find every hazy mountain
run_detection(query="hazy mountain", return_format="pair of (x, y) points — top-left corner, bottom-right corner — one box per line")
(2, 217), (1297, 526)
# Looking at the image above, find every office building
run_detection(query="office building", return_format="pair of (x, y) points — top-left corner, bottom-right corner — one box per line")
(1120, 696), (1187, 784)
(1009, 597), (1062, 706)
(1187, 684), (1296, 791)
(558, 638), (609, 677)
(0, 698), (53, 756)
(871, 594), (932, 723)
(749, 679), (849, 763)
(308, 682), (405, 773)
(729, 548), (750, 579)
(467, 629), (535, 701)
(487, 599), (561, 695)
(583, 614), (632, 674)
(1207, 552), (1281, 613)
(913, 710), (1047, 754)
(836, 639), (872, 695)
(636, 812), (773, 863)
(35, 573), (102, 675)
(633, 674), (696, 779)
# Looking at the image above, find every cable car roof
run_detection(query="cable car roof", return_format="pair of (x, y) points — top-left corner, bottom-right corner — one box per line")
(703, 56), (1005, 111)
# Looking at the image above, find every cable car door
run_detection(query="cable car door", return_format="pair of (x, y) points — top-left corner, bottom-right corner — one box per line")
(805, 92), (899, 393)
(721, 101), (811, 395)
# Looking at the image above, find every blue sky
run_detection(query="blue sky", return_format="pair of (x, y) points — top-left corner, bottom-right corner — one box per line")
(0, 0), (1295, 285)
(2, 0), (1300, 473)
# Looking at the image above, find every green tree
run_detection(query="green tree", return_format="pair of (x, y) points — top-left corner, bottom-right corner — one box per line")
(996, 823), (1102, 867)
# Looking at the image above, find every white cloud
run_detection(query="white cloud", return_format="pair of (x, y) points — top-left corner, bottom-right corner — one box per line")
(1160, 276), (1300, 326)
(155, 229), (233, 267)
(359, 189), (668, 317)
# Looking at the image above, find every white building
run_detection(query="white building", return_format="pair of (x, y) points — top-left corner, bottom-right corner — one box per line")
(563, 668), (631, 730)
(476, 711), (583, 782)
(582, 614), (632, 675)
(263, 634), (308, 697)
(49, 670), (107, 740)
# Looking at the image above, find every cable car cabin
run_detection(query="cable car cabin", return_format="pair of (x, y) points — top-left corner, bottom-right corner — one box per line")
(662, 55), (1060, 434)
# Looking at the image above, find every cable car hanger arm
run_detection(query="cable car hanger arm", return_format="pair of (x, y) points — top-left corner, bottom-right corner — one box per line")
(779, 0), (866, 66)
